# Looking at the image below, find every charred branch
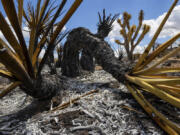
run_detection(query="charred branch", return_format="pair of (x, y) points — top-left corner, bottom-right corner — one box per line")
(62, 27), (133, 83)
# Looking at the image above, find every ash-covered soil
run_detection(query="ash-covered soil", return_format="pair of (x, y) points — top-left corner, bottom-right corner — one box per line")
(0, 68), (179, 135)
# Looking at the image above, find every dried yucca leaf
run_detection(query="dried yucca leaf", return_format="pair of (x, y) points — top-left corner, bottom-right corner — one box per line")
(138, 33), (180, 70)
(18, 0), (24, 28)
(0, 81), (21, 98)
(1, 0), (34, 77)
(0, 12), (23, 61)
(0, 48), (32, 87)
(133, 0), (179, 71)
(135, 44), (180, 75)
(37, 0), (83, 75)
(0, 69), (13, 79)
(126, 75), (180, 108)
(32, 0), (67, 68)
(155, 84), (180, 98)
(126, 84), (180, 134)
(134, 67), (180, 75)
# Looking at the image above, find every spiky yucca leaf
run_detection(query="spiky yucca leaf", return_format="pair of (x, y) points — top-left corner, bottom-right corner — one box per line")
(0, 82), (21, 98)
(0, 0), (82, 98)
(155, 84), (180, 98)
(2, 0), (34, 77)
(125, 0), (180, 134)
(24, 0), (56, 59)
(37, 0), (83, 75)
(31, 0), (67, 68)
(126, 84), (180, 135)
(18, 0), (23, 28)
(133, 0), (179, 71)
(0, 12), (24, 63)
(126, 75), (180, 108)
(138, 33), (180, 70)
(0, 48), (32, 87)
(0, 69), (13, 79)
(135, 67), (180, 75)
(97, 9), (119, 39)
(134, 43), (180, 75)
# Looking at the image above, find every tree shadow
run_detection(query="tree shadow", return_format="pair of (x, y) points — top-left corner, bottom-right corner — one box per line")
(0, 99), (50, 134)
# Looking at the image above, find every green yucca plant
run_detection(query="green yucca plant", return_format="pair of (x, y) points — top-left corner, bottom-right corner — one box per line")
(0, 0), (82, 99)
(115, 10), (150, 61)
(125, 0), (180, 134)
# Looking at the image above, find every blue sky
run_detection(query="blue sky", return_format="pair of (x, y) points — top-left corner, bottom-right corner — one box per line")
(65, 0), (178, 31)
(61, 0), (180, 53)
(0, 0), (180, 55)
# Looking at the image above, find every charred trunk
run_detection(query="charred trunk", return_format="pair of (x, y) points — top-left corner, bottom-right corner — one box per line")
(20, 74), (62, 101)
(80, 48), (95, 72)
(127, 52), (134, 61)
(61, 42), (81, 77)
(56, 51), (63, 68)
(61, 27), (133, 82)
(46, 50), (57, 74)
(47, 62), (57, 75)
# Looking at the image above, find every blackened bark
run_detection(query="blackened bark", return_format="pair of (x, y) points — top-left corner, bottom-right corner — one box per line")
(20, 74), (62, 100)
(127, 52), (133, 61)
(62, 10), (118, 75)
(56, 59), (61, 68)
(62, 27), (133, 82)
(0, 99), (51, 128)
(48, 62), (57, 75)
(80, 48), (95, 72)
(56, 49), (63, 68)
(46, 50), (57, 74)
(49, 50), (55, 63)
(62, 42), (81, 77)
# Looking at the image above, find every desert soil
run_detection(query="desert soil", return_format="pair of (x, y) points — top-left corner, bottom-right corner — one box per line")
(0, 64), (179, 135)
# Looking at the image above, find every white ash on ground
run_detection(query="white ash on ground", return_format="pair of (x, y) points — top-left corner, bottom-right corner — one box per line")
(0, 69), (178, 135)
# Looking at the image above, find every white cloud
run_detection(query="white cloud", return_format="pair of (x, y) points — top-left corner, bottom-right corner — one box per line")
(143, 5), (180, 38)
(108, 16), (122, 44)
(0, 17), (29, 48)
(39, 48), (45, 58)
(113, 44), (146, 59)
(134, 45), (146, 54)
(108, 5), (180, 56)
(114, 46), (125, 57)
(53, 25), (67, 32)
(5, 17), (10, 25)
(0, 16), (66, 60)
(39, 49), (58, 58)
(0, 31), (4, 39)
(62, 26), (66, 32)
(108, 5), (180, 42)
(22, 26), (30, 38)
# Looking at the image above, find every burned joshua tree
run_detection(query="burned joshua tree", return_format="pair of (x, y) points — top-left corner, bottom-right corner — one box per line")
(62, 0), (180, 134)
(0, 0), (180, 134)
(56, 44), (64, 68)
(62, 9), (119, 77)
(0, 0), (82, 101)
(45, 28), (69, 74)
(80, 9), (119, 72)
